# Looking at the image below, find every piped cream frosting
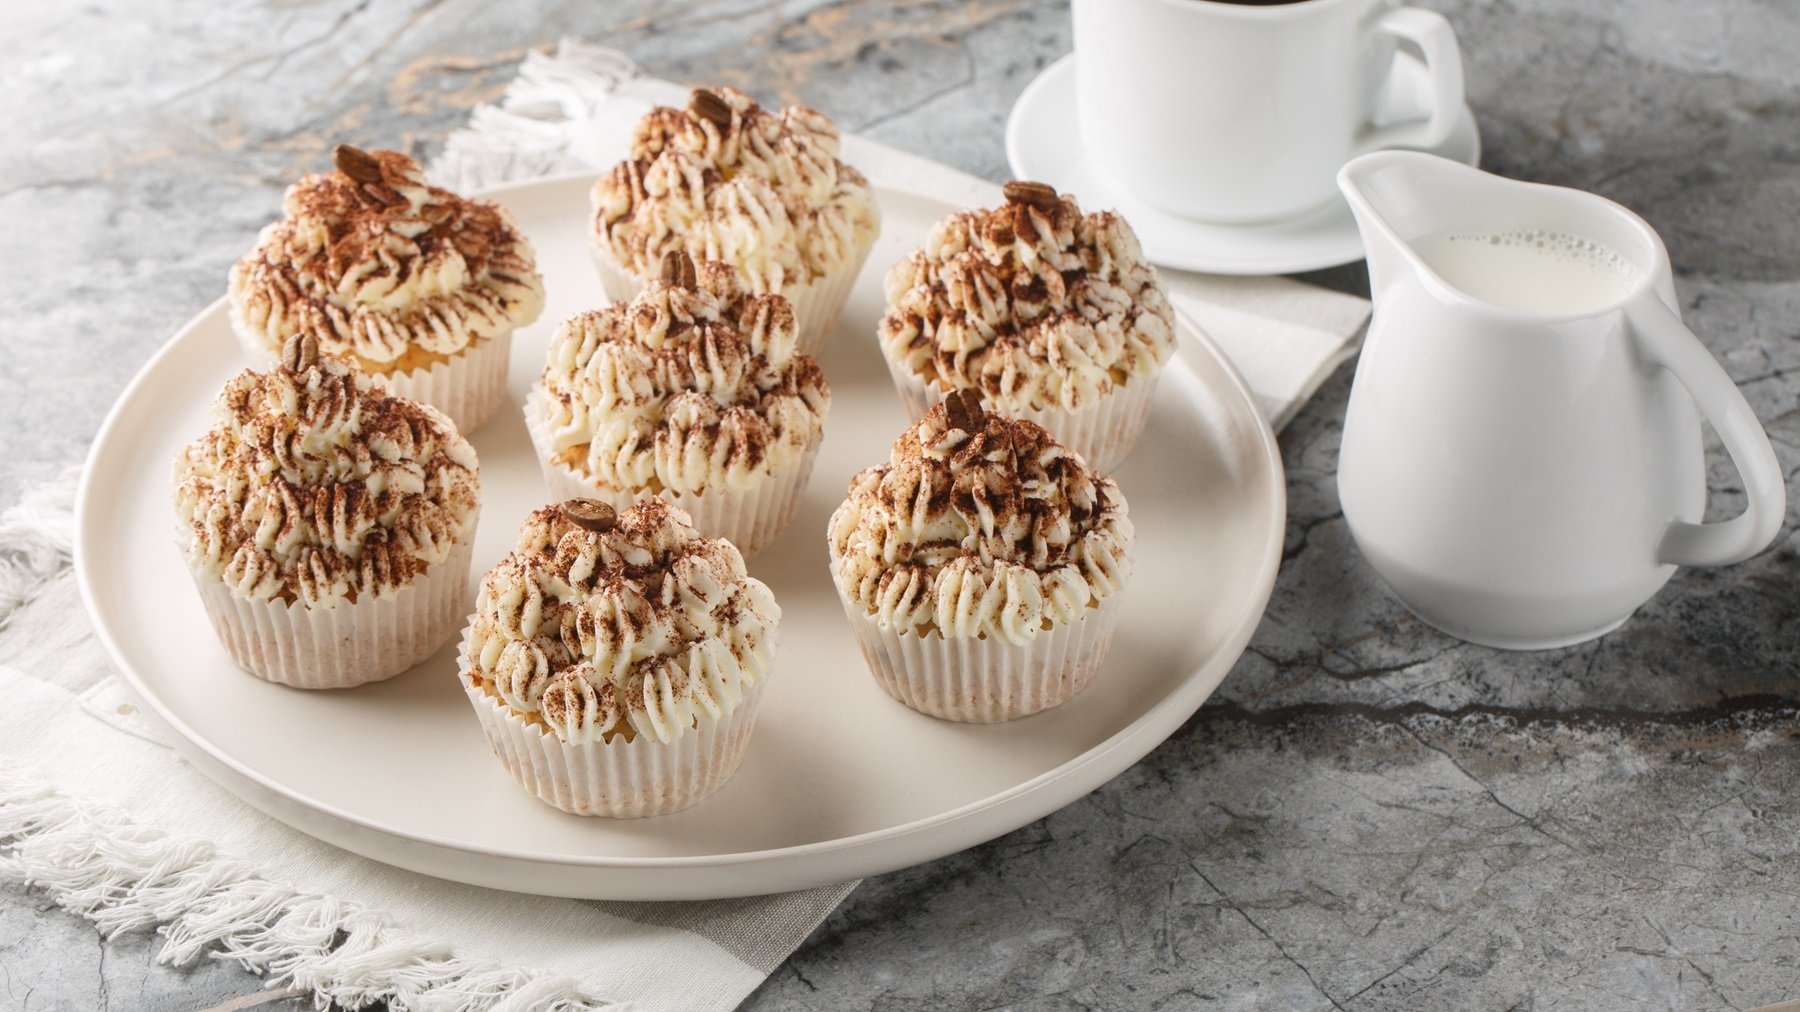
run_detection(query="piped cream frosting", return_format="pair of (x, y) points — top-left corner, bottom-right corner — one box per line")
(535, 256), (829, 495)
(828, 393), (1133, 646)
(591, 87), (879, 292)
(230, 146), (545, 370)
(465, 499), (780, 745)
(172, 348), (480, 607)
(879, 182), (1175, 412)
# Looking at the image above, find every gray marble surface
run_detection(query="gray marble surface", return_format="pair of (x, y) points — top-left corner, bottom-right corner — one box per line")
(3, 0), (1798, 1009)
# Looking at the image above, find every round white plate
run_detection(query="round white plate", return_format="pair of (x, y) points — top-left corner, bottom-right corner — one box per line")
(76, 176), (1285, 900)
(1006, 53), (1482, 275)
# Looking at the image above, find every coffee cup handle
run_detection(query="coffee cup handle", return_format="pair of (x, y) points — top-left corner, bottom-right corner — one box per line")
(1355, 8), (1466, 156)
(1627, 299), (1787, 567)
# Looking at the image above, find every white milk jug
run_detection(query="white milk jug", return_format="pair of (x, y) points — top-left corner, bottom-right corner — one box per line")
(1336, 151), (1786, 649)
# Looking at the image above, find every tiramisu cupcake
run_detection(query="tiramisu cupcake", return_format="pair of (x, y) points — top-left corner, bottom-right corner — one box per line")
(172, 336), (480, 689)
(878, 181), (1176, 473)
(460, 498), (779, 817)
(828, 391), (1133, 723)
(525, 251), (829, 557)
(229, 145), (545, 433)
(590, 86), (879, 356)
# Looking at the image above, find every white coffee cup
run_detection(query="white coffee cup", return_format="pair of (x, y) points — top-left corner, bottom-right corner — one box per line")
(1072, 0), (1466, 224)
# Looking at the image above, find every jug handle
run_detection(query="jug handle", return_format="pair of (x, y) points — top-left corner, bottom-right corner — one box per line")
(1354, 8), (1466, 156)
(1628, 299), (1787, 567)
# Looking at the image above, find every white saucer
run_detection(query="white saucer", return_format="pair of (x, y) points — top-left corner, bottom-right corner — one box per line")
(1005, 54), (1481, 275)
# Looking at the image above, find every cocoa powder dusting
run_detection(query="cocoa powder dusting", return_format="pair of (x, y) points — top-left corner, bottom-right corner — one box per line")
(475, 501), (768, 738)
(859, 406), (1108, 571)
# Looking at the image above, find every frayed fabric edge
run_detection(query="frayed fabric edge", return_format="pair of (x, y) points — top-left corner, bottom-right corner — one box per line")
(430, 38), (639, 193)
(0, 770), (597, 1012)
(0, 465), (78, 626)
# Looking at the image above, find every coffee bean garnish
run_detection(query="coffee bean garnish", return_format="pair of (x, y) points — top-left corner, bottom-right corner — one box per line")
(280, 333), (319, 373)
(660, 249), (699, 290)
(689, 89), (734, 131)
(1002, 180), (1060, 210)
(333, 144), (385, 184)
(943, 388), (985, 433)
(560, 498), (618, 533)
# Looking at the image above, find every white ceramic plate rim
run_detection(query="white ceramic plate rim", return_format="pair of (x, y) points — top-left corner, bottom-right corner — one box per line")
(74, 173), (1285, 892)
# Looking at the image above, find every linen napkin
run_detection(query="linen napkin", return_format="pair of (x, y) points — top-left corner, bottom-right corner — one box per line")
(0, 39), (1372, 1012)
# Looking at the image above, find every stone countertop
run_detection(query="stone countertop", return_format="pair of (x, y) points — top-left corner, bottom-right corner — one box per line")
(3, 0), (1797, 1009)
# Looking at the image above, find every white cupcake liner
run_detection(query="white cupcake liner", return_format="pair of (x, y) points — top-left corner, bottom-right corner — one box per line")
(458, 635), (765, 817)
(882, 356), (1161, 474)
(589, 242), (873, 358)
(590, 247), (641, 306)
(373, 330), (512, 435)
(191, 534), (476, 690)
(523, 387), (819, 557)
(227, 314), (511, 435)
(783, 241), (873, 357)
(836, 589), (1125, 723)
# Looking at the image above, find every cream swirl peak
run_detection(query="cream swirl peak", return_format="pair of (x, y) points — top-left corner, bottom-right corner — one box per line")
(591, 87), (879, 291)
(879, 181), (1176, 412)
(465, 499), (780, 745)
(172, 341), (480, 607)
(828, 393), (1134, 646)
(230, 145), (545, 368)
(536, 254), (829, 495)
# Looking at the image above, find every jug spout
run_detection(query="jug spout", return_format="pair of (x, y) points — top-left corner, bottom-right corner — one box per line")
(1337, 151), (1506, 298)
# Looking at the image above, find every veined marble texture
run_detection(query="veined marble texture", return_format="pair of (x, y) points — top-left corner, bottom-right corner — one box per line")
(2, 0), (1797, 1009)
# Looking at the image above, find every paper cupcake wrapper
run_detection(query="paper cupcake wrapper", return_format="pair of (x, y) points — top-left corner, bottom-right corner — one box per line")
(882, 355), (1160, 475)
(523, 387), (819, 557)
(589, 240), (873, 358)
(373, 330), (512, 435)
(227, 314), (510, 436)
(783, 241), (873, 357)
(590, 247), (641, 306)
(191, 534), (476, 690)
(458, 635), (765, 818)
(837, 588), (1125, 723)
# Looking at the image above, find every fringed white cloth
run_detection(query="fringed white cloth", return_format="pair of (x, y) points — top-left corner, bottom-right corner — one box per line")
(0, 772), (586, 1011)
(432, 40), (643, 193)
(0, 463), (76, 623)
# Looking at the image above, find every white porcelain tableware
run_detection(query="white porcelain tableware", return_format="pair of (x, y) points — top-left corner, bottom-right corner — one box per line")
(1336, 152), (1786, 650)
(1073, 0), (1465, 224)
(1005, 53), (1481, 275)
(76, 174), (1287, 900)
